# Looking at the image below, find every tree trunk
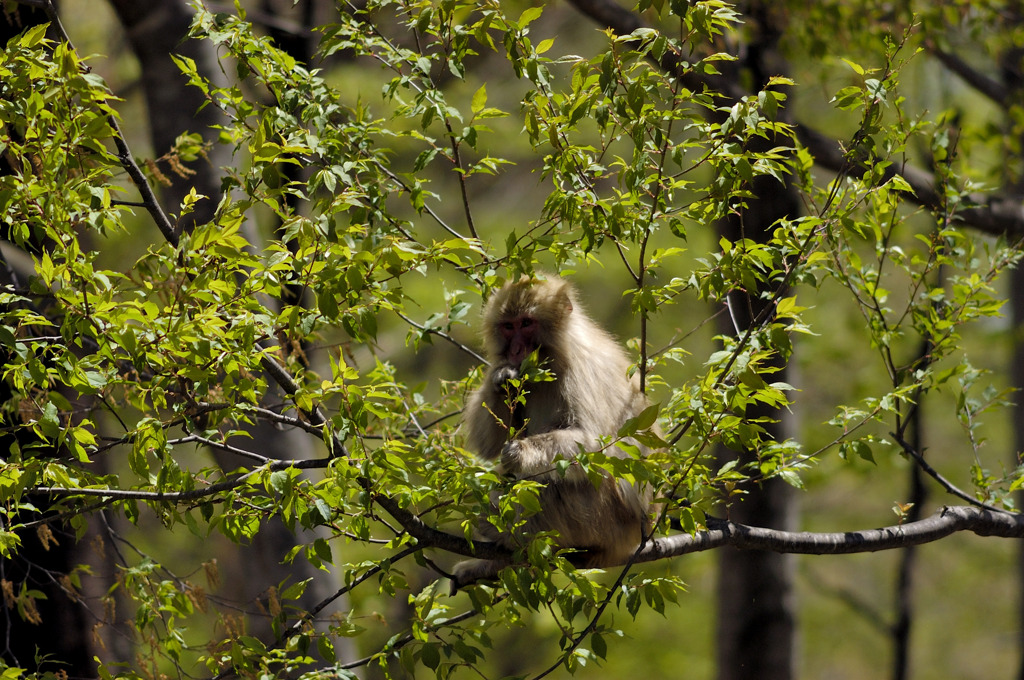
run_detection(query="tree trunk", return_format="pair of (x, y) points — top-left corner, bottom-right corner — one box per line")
(995, 37), (1024, 680)
(715, 171), (801, 680)
(106, 0), (230, 231)
(1011, 268), (1024, 680)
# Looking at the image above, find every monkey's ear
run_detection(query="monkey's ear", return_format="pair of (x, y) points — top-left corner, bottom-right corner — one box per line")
(549, 287), (572, 315)
(556, 284), (574, 314)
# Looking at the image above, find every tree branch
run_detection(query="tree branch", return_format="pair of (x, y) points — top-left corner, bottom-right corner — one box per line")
(395, 310), (488, 365)
(924, 39), (1010, 107)
(367, 492), (508, 560)
(797, 126), (1024, 238)
(29, 453), (1021, 566)
(635, 505), (1022, 562)
(890, 432), (1005, 513)
(32, 457), (330, 502)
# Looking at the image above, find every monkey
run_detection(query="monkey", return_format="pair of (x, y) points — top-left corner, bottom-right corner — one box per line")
(453, 275), (654, 588)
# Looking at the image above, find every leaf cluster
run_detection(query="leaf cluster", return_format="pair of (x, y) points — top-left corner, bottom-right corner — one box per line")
(0, 1), (1020, 678)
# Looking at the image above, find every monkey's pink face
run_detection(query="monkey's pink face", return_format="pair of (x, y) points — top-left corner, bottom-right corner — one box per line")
(500, 315), (538, 365)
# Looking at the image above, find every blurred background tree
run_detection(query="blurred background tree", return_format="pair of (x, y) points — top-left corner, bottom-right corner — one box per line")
(1, 1), (1024, 679)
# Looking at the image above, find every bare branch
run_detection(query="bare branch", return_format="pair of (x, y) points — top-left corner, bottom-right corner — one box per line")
(32, 457), (330, 502)
(32, 0), (180, 246)
(336, 599), (506, 672)
(797, 126), (1024, 238)
(276, 544), (422, 647)
(368, 491), (508, 560)
(250, 405), (319, 432)
(636, 505), (1022, 562)
(174, 433), (271, 465)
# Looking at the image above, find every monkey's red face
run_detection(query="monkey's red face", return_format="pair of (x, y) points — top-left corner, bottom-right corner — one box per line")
(500, 316), (538, 366)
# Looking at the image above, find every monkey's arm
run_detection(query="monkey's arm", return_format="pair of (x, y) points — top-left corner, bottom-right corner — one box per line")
(463, 370), (522, 461)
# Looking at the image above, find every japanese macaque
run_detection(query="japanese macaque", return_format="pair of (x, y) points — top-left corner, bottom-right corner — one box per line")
(454, 275), (654, 588)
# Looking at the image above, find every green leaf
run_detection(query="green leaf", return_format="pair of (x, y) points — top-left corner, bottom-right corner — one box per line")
(280, 579), (310, 602)
(841, 57), (866, 75)
(471, 84), (487, 115)
(591, 632), (607, 660)
(317, 635), (336, 662)
(617, 403), (659, 438)
(19, 23), (48, 47)
(313, 538), (333, 563)
(420, 642), (440, 670)
(518, 6), (543, 27)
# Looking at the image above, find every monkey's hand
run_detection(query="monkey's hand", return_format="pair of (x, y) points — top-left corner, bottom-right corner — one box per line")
(491, 364), (520, 388)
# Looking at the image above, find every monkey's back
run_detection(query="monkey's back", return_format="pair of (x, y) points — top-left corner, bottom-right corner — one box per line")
(554, 310), (646, 435)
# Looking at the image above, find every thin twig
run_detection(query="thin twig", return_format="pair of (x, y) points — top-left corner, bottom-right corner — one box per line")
(395, 310), (488, 364)
(33, 457), (330, 502)
(890, 433), (1006, 513)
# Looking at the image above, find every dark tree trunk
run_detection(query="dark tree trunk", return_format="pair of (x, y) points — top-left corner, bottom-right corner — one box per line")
(713, 2), (801, 676)
(560, 1), (803, 676)
(891, 362), (928, 680)
(995, 37), (1024, 680)
(1012, 268), (1024, 680)
(715, 172), (801, 680)
(0, 511), (98, 675)
(106, 0), (229, 231)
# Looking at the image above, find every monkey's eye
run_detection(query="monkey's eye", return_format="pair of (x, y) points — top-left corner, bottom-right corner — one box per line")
(501, 322), (515, 331)
(521, 318), (534, 328)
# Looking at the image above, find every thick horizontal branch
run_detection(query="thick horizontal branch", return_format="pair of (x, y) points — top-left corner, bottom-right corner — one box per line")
(635, 505), (1022, 562)
(444, 505), (1023, 586)
(28, 468), (1018, 567)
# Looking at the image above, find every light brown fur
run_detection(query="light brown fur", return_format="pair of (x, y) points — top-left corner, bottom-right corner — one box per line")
(454, 276), (653, 588)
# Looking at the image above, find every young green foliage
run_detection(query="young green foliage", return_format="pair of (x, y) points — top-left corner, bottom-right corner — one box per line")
(0, 1), (1020, 678)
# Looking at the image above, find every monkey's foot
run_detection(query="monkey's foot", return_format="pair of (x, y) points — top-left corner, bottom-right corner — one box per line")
(450, 558), (506, 594)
